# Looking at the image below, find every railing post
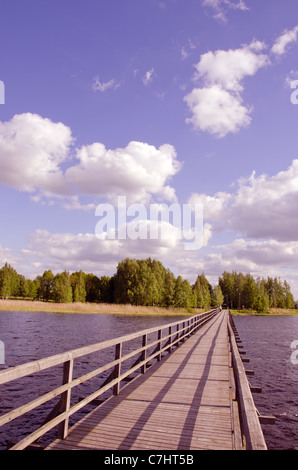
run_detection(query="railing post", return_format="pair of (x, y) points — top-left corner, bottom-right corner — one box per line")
(141, 334), (147, 373)
(113, 343), (122, 395)
(57, 358), (73, 440)
(182, 322), (185, 341)
(157, 330), (162, 362)
(168, 326), (172, 353)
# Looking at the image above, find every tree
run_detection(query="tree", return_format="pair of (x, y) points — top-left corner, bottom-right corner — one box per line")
(162, 269), (176, 307)
(113, 258), (139, 304)
(193, 274), (211, 308)
(70, 271), (86, 303)
(98, 276), (113, 303)
(211, 285), (224, 308)
(85, 274), (101, 303)
(52, 271), (73, 303)
(38, 270), (54, 301)
(242, 274), (257, 309)
(283, 280), (294, 309)
(27, 279), (38, 300)
(0, 263), (20, 298)
(173, 276), (194, 309)
(219, 272), (235, 308)
(19, 275), (30, 298)
(113, 258), (167, 306)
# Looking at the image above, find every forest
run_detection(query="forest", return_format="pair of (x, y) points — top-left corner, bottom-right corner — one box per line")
(0, 258), (295, 313)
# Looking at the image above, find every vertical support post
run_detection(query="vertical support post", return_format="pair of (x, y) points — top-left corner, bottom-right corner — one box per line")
(190, 318), (193, 335)
(157, 330), (162, 362)
(57, 357), (73, 440)
(141, 334), (147, 373)
(113, 343), (122, 396)
(168, 326), (172, 353)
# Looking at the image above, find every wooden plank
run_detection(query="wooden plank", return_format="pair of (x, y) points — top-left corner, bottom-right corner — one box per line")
(228, 316), (267, 450)
(46, 311), (240, 451)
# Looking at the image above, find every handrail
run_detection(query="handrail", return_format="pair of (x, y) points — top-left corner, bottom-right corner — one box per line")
(0, 307), (221, 450)
(227, 312), (267, 450)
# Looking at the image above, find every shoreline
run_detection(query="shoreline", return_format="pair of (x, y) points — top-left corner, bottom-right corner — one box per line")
(0, 299), (297, 316)
(0, 299), (199, 316)
(230, 308), (298, 316)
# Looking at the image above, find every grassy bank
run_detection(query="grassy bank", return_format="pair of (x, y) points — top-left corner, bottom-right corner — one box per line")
(0, 299), (202, 316)
(231, 308), (298, 316)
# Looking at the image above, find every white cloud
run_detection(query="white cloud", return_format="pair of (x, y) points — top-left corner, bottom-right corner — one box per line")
(184, 85), (252, 137)
(92, 76), (120, 92)
(188, 191), (233, 225)
(0, 244), (15, 267)
(22, 225), (191, 277)
(216, 238), (298, 268)
(271, 25), (298, 56)
(285, 70), (298, 88)
(203, 0), (249, 22)
(194, 41), (268, 92)
(66, 141), (181, 204)
(142, 68), (155, 86)
(0, 114), (181, 207)
(184, 41), (269, 138)
(0, 113), (74, 197)
(189, 159), (298, 242)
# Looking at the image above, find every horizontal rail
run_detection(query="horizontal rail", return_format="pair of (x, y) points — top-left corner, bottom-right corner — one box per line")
(228, 312), (267, 450)
(0, 307), (221, 450)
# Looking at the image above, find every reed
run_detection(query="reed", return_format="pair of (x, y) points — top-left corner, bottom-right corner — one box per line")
(0, 299), (200, 316)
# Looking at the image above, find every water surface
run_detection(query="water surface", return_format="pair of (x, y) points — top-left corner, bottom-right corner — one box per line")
(0, 310), (186, 449)
(1, 312), (297, 450)
(234, 315), (298, 450)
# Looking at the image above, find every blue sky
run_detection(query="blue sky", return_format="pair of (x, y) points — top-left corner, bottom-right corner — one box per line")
(1, 0), (298, 296)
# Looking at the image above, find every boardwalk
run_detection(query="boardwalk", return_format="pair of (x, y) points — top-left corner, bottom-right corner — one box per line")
(1, 308), (268, 451)
(46, 311), (240, 450)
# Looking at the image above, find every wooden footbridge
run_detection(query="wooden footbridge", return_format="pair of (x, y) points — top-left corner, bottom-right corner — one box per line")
(0, 308), (270, 450)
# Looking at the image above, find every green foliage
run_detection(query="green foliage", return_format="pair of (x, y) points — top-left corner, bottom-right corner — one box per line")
(52, 271), (73, 303)
(85, 274), (101, 303)
(113, 258), (168, 306)
(70, 271), (86, 303)
(0, 263), (20, 298)
(211, 285), (224, 308)
(0, 260), (295, 313)
(193, 274), (211, 308)
(98, 276), (113, 303)
(219, 271), (294, 311)
(37, 270), (54, 301)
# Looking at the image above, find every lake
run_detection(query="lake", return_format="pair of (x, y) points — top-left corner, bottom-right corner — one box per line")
(0, 310), (188, 449)
(234, 315), (298, 450)
(0, 311), (297, 450)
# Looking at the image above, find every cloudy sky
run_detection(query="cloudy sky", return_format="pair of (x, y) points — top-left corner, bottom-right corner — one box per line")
(1, 0), (298, 296)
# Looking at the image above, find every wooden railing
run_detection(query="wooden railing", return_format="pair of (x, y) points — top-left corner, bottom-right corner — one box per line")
(0, 307), (221, 450)
(227, 312), (268, 450)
